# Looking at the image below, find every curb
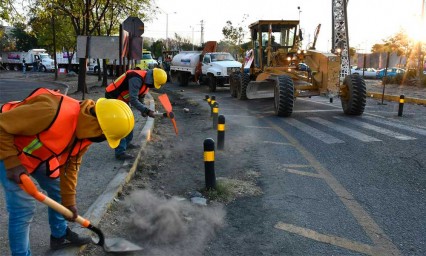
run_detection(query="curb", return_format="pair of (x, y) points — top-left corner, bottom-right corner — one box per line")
(53, 93), (156, 256)
(367, 91), (426, 106)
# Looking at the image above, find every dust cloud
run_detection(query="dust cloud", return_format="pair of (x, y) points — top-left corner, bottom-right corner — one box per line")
(124, 190), (226, 256)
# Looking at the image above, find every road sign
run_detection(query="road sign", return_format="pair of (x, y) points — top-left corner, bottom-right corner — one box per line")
(122, 16), (144, 37)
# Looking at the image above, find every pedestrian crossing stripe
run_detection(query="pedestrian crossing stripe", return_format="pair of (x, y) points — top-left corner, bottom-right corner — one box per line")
(284, 118), (345, 144)
(333, 116), (416, 140)
(363, 115), (426, 136)
(282, 116), (423, 144)
(307, 117), (382, 142)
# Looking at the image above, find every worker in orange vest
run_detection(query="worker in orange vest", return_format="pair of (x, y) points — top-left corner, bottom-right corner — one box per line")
(0, 87), (134, 254)
(105, 67), (167, 160)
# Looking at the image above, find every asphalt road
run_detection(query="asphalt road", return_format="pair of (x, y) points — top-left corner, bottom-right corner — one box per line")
(0, 79), (67, 104)
(163, 83), (426, 256)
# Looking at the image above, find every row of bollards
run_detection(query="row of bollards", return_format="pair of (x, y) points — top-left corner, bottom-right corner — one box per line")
(203, 95), (227, 190)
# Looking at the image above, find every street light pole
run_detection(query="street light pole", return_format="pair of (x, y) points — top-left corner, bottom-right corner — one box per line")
(166, 13), (169, 50)
(190, 26), (194, 50)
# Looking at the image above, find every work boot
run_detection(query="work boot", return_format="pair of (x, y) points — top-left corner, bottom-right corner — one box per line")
(126, 143), (139, 150)
(50, 227), (91, 250)
(116, 152), (135, 160)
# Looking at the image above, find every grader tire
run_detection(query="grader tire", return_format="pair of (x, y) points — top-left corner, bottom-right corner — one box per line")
(229, 72), (240, 97)
(237, 73), (249, 100)
(274, 75), (294, 117)
(178, 72), (189, 86)
(341, 74), (366, 115)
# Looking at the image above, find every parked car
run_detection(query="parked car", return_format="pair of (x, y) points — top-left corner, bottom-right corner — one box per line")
(376, 67), (405, 79)
(135, 49), (158, 70)
(350, 67), (377, 79)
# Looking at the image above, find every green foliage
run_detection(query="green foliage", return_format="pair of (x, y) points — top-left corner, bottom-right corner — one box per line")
(150, 40), (164, 59)
(405, 69), (417, 79)
(0, 30), (14, 51)
(420, 75), (426, 87)
(202, 182), (233, 203)
(10, 23), (37, 50)
(221, 14), (249, 58)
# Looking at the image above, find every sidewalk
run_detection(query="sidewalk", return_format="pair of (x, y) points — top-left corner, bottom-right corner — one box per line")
(0, 71), (157, 255)
(365, 80), (426, 105)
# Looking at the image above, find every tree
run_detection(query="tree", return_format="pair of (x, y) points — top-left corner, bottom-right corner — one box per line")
(25, 0), (155, 95)
(0, 0), (25, 25)
(151, 39), (165, 59)
(10, 23), (37, 50)
(221, 14), (249, 58)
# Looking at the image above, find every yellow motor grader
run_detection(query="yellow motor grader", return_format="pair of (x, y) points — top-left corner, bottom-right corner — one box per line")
(229, 20), (366, 117)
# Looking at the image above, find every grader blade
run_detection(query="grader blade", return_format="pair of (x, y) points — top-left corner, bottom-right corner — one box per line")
(246, 80), (276, 99)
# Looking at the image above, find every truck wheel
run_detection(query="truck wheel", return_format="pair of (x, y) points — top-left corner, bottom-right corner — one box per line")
(236, 73), (249, 100)
(178, 72), (189, 86)
(229, 72), (240, 97)
(39, 66), (46, 72)
(208, 75), (217, 92)
(341, 74), (366, 115)
(13, 65), (19, 71)
(274, 75), (294, 117)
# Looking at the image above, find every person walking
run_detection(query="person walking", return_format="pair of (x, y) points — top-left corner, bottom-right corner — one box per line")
(0, 87), (134, 255)
(22, 58), (26, 74)
(105, 67), (167, 160)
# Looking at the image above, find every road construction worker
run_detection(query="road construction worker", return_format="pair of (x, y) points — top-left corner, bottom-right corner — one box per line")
(0, 87), (134, 254)
(105, 67), (167, 160)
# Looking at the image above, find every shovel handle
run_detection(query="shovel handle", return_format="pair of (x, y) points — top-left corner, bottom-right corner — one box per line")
(20, 174), (91, 228)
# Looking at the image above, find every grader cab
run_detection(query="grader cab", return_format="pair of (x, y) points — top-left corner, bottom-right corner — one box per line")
(230, 20), (366, 117)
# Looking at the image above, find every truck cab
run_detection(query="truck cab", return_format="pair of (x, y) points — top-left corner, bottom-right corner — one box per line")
(201, 52), (242, 92)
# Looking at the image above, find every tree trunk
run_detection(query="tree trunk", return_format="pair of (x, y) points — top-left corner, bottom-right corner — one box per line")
(102, 60), (108, 87)
(77, 58), (88, 98)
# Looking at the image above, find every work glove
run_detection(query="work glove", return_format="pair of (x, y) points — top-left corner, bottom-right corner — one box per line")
(142, 109), (155, 118)
(6, 165), (28, 184)
(65, 205), (79, 222)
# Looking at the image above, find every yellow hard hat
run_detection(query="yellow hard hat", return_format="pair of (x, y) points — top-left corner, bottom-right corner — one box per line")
(153, 68), (167, 89)
(95, 98), (135, 148)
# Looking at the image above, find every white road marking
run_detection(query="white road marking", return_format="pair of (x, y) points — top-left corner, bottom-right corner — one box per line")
(307, 117), (381, 142)
(275, 222), (381, 255)
(263, 141), (292, 146)
(363, 115), (426, 136)
(333, 116), (416, 140)
(284, 118), (345, 144)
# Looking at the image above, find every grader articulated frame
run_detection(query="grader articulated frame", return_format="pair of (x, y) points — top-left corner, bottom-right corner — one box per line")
(229, 19), (366, 117)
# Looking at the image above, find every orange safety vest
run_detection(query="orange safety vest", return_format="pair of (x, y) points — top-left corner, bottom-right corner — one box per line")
(1, 88), (92, 178)
(105, 70), (150, 102)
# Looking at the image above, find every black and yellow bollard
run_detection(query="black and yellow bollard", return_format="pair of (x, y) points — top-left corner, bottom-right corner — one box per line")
(203, 138), (216, 190)
(205, 95), (210, 101)
(217, 115), (225, 150)
(398, 95), (405, 117)
(212, 102), (219, 129)
(206, 95), (212, 106)
(210, 96), (216, 117)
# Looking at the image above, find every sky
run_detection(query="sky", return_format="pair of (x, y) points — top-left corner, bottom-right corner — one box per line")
(143, 0), (425, 53)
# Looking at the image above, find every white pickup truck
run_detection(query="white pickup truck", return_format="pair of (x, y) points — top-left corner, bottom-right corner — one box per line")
(170, 51), (242, 92)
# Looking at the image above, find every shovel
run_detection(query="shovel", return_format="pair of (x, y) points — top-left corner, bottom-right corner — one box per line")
(19, 174), (143, 253)
(157, 93), (178, 136)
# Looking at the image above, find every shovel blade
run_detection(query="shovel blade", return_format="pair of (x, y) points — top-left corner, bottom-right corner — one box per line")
(104, 238), (143, 253)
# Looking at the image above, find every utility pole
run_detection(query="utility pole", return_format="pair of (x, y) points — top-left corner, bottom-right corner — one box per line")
(200, 20), (204, 45)
(190, 26), (195, 50)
